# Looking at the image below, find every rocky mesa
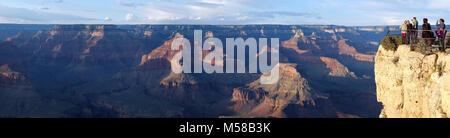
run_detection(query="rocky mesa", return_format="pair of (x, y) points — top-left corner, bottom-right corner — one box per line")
(375, 45), (450, 118)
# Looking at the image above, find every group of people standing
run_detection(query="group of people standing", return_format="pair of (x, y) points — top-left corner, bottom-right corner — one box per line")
(400, 17), (447, 51)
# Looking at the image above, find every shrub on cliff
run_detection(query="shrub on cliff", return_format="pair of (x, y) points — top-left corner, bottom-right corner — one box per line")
(392, 56), (399, 64)
(381, 35), (402, 51)
(416, 40), (433, 55)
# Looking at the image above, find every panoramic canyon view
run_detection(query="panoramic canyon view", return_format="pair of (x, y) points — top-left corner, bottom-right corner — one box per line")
(0, 24), (392, 118)
(2, 0), (450, 119)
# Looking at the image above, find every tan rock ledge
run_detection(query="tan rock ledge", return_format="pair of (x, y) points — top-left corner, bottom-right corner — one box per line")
(375, 44), (449, 118)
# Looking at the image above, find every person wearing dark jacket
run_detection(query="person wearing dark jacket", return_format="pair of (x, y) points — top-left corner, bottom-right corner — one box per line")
(407, 21), (413, 44)
(422, 18), (433, 45)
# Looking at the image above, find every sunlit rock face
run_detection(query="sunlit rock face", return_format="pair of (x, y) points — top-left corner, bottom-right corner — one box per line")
(229, 64), (338, 118)
(375, 45), (449, 118)
(0, 24), (387, 117)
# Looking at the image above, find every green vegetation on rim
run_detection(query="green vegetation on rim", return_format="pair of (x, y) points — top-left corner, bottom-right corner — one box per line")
(381, 35), (402, 51)
(416, 40), (433, 55)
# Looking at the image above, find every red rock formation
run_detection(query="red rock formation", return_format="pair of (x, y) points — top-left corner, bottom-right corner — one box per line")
(140, 33), (185, 65)
(337, 39), (375, 62)
(281, 29), (309, 55)
(229, 64), (338, 118)
(319, 57), (358, 78)
(0, 64), (27, 87)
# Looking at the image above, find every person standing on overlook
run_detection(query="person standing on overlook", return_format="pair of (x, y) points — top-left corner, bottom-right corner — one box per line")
(407, 20), (413, 44)
(400, 20), (408, 44)
(422, 18), (433, 45)
(436, 19), (446, 51)
(412, 17), (419, 44)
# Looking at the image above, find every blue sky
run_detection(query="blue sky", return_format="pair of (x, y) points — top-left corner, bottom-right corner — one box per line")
(0, 0), (449, 26)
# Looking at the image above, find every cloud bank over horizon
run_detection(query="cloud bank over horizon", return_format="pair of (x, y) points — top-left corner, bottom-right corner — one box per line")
(1, 0), (450, 25)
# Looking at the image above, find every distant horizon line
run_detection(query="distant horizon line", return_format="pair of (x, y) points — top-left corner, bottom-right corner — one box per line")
(0, 23), (400, 27)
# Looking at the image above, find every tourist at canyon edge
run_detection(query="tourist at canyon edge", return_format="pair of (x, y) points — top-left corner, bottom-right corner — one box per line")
(412, 17), (419, 44)
(436, 19), (446, 51)
(422, 18), (433, 45)
(407, 20), (413, 45)
(400, 20), (408, 44)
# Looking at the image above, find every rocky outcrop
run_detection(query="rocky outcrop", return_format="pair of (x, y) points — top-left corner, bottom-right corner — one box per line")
(337, 40), (375, 62)
(229, 64), (338, 118)
(0, 65), (27, 85)
(281, 29), (309, 55)
(375, 45), (449, 118)
(320, 57), (357, 78)
(140, 33), (184, 65)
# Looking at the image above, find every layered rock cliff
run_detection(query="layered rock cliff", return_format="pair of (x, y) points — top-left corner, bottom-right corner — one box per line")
(375, 45), (449, 118)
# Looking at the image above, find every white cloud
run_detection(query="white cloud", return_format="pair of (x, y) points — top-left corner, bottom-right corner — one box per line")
(343, 0), (449, 25)
(237, 16), (249, 21)
(125, 13), (135, 21)
(120, 0), (320, 24)
(7, 0), (448, 25)
(104, 17), (112, 21)
(0, 4), (97, 24)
